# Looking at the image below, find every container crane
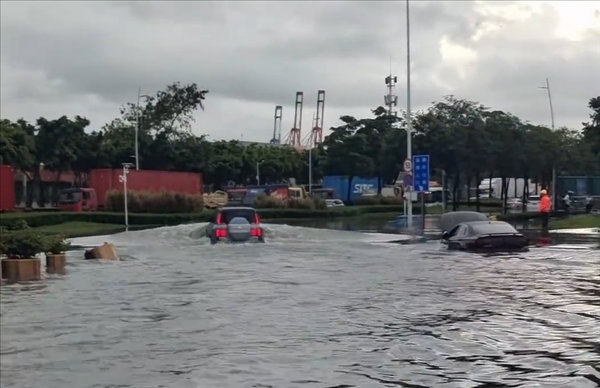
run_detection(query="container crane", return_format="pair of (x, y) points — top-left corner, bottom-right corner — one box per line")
(282, 92), (303, 148)
(302, 90), (325, 148)
(269, 105), (283, 145)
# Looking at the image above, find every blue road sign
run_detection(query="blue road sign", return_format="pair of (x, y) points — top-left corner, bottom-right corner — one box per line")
(412, 154), (430, 192)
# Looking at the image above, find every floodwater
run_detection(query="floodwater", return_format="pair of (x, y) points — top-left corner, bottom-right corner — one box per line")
(1, 220), (599, 388)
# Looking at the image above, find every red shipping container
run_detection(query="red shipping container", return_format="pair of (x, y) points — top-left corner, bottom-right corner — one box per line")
(90, 169), (203, 207)
(0, 165), (16, 212)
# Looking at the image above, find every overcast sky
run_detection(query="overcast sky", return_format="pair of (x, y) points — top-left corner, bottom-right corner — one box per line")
(1, 1), (599, 144)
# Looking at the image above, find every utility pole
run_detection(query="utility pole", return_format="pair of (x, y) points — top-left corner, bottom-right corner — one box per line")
(405, 0), (414, 228)
(309, 113), (315, 194)
(539, 78), (557, 209)
(135, 87), (141, 170)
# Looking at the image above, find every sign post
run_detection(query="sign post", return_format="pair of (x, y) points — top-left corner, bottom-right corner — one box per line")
(403, 158), (412, 172)
(412, 155), (430, 232)
(119, 163), (133, 231)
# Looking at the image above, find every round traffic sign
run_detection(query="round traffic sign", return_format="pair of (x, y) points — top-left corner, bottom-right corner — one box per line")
(403, 158), (412, 172)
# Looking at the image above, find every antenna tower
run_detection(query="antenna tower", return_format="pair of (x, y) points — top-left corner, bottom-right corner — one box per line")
(270, 105), (283, 144)
(384, 66), (398, 116)
(283, 92), (303, 148)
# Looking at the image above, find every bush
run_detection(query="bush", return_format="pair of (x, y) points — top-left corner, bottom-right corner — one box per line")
(254, 195), (327, 210)
(353, 195), (405, 206)
(1, 229), (48, 259)
(105, 190), (204, 214)
(45, 234), (71, 254)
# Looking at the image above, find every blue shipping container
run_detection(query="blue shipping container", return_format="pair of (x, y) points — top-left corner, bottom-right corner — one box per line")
(322, 175), (379, 202)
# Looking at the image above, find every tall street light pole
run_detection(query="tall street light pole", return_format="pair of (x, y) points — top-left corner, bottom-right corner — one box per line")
(538, 78), (557, 209)
(309, 129), (314, 195)
(135, 89), (152, 171)
(405, 0), (414, 228)
(135, 87), (141, 171)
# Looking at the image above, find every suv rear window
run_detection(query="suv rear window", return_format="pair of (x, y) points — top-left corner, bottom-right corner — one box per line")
(220, 209), (257, 224)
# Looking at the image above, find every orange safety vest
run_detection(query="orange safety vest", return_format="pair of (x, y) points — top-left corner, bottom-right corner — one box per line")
(539, 195), (551, 213)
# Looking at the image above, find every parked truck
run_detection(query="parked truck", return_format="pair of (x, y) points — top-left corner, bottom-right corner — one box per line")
(474, 177), (533, 200)
(0, 165), (16, 212)
(322, 175), (379, 203)
(57, 169), (203, 211)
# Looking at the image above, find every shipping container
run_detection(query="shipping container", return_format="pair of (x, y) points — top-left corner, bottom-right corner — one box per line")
(90, 169), (203, 207)
(0, 165), (16, 212)
(322, 175), (379, 203)
(556, 176), (600, 196)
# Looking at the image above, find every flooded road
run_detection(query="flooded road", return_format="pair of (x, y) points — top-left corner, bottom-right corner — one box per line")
(1, 222), (599, 388)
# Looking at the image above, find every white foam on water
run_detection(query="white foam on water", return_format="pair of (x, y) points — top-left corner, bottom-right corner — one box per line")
(549, 227), (599, 235)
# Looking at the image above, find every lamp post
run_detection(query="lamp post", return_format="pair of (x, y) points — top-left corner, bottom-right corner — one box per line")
(256, 160), (264, 185)
(119, 163), (134, 231)
(405, 0), (414, 228)
(308, 131), (314, 194)
(134, 89), (152, 171)
(538, 78), (557, 208)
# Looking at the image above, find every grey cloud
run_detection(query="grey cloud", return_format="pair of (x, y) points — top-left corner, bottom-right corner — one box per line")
(0, 1), (475, 110)
(1, 0), (598, 134)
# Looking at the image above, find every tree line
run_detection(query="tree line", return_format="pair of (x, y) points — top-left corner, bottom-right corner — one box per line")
(1, 81), (599, 199)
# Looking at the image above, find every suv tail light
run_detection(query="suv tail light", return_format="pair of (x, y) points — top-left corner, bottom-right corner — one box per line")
(216, 213), (223, 225)
(254, 213), (260, 224)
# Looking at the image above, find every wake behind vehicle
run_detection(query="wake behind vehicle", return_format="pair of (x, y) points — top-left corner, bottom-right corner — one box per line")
(440, 211), (529, 252)
(205, 206), (265, 245)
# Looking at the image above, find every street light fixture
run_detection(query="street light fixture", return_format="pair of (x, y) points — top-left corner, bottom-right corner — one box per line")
(119, 162), (134, 231)
(256, 160), (265, 185)
(538, 78), (557, 209)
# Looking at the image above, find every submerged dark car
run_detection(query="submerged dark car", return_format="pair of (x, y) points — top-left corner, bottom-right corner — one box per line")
(205, 206), (265, 245)
(439, 211), (489, 233)
(441, 220), (529, 252)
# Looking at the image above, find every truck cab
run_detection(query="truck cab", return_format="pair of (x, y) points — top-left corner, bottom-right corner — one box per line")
(57, 188), (98, 212)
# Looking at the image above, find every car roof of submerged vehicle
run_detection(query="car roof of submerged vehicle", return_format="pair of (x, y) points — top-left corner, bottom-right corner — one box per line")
(464, 221), (518, 235)
(440, 211), (489, 232)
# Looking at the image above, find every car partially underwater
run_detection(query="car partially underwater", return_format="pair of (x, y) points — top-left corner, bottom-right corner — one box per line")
(205, 206), (265, 245)
(440, 211), (529, 252)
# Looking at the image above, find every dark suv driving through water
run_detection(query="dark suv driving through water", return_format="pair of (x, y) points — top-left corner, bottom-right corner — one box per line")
(205, 206), (265, 244)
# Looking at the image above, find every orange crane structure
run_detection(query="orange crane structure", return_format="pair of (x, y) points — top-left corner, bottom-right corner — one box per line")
(282, 92), (304, 149)
(302, 90), (325, 148)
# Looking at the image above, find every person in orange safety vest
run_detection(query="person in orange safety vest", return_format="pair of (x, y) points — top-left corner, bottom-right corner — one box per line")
(539, 189), (552, 229)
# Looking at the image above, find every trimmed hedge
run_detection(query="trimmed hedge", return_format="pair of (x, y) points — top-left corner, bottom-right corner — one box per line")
(0, 205), (413, 229)
(105, 190), (204, 213)
(254, 195), (328, 210)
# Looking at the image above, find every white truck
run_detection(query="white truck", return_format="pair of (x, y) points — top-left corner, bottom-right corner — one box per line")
(474, 178), (533, 200)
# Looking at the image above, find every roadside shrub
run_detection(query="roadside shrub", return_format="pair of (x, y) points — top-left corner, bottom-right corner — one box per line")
(2, 229), (47, 259)
(105, 190), (204, 214)
(45, 234), (71, 254)
(9, 219), (30, 231)
(254, 195), (327, 210)
(354, 195), (405, 206)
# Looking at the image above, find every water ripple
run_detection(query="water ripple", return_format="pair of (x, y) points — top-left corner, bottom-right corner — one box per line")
(1, 224), (599, 388)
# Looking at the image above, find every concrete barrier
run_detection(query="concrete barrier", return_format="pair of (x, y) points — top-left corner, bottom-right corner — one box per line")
(84, 242), (119, 260)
